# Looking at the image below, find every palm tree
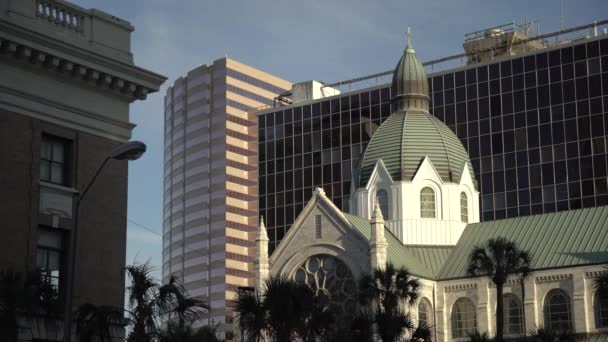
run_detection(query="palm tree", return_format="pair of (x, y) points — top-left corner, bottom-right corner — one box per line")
(409, 320), (432, 342)
(235, 288), (265, 342)
(125, 263), (209, 342)
(594, 269), (608, 295)
(528, 326), (576, 342)
(0, 269), (63, 342)
(74, 303), (123, 342)
(358, 263), (420, 342)
(235, 275), (335, 342)
(466, 237), (532, 342)
(159, 320), (223, 342)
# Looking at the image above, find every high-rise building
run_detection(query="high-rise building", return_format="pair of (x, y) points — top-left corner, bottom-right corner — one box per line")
(256, 22), (608, 250)
(162, 57), (290, 336)
(0, 1), (165, 340)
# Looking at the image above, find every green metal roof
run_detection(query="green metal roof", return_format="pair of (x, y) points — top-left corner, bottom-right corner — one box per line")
(408, 246), (454, 278)
(437, 206), (608, 280)
(344, 214), (451, 279)
(345, 206), (608, 281)
(357, 111), (475, 188)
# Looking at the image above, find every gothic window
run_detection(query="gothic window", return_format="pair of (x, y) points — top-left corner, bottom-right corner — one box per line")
(595, 290), (608, 328)
(418, 297), (433, 326)
(503, 294), (523, 335)
(376, 189), (389, 219)
(452, 298), (477, 338)
(544, 289), (572, 332)
(461, 192), (469, 223)
(293, 255), (356, 314)
(420, 187), (436, 218)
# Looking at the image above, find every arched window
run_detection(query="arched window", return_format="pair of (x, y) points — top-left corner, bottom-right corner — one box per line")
(420, 187), (436, 218)
(503, 294), (523, 335)
(544, 289), (572, 332)
(452, 298), (477, 338)
(376, 189), (389, 219)
(293, 255), (356, 314)
(418, 297), (433, 326)
(595, 290), (608, 328)
(460, 192), (468, 223)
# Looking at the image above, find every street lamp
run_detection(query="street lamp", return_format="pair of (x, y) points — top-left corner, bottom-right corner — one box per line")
(63, 140), (146, 342)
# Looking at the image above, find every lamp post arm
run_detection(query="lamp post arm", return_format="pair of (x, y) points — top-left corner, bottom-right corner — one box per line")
(80, 156), (110, 203)
(63, 155), (110, 342)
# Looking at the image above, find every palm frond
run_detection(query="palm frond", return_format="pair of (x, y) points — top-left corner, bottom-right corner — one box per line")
(75, 303), (123, 342)
(235, 288), (266, 342)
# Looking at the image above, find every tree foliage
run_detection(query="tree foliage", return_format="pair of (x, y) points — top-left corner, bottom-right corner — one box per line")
(124, 263), (209, 342)
(466, 238), (532, 342)
(235, 275), (335, 342)
(358, 263), (420, 342)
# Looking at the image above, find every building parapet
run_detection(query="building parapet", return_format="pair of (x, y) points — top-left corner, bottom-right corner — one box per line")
(0, 0), (166, 101)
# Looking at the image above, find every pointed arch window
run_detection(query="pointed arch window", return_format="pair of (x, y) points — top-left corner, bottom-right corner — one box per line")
(418, 297), (433, 327)
(451, 298), (477, 338)
(595, 290), (608, 328)
(503, 294), (523, 335)
(420, 187), (436, 218)
(460, 192), (469, 223)
(544, 289), (572, 332)
(376, 189), (389, 219)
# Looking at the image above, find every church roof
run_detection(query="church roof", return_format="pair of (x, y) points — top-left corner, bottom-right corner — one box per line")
(357, 110), (475, 187)
(345, 205), (608, 281)
(437, 205), (608, 280)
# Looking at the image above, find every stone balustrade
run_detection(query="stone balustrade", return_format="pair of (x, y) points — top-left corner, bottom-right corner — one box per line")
(36, 0), (85, 32)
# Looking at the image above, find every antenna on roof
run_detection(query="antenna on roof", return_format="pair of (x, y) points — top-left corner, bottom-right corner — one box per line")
(560, 0), (565, 31)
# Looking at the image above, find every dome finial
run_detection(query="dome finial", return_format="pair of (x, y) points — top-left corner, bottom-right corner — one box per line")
(406, 27), (414, 52)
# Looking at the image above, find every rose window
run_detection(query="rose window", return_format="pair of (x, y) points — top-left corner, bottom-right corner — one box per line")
(293, 254), (356, 312)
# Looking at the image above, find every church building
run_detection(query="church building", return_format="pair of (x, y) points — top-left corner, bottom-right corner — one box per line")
(254, 35), (608, 341)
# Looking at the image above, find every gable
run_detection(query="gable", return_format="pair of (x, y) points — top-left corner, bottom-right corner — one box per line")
(270, 190), (370, 278)
(363, 159), (394, 190)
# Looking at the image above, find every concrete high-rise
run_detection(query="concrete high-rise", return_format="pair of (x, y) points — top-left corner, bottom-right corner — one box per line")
(162, 57), (290, 337)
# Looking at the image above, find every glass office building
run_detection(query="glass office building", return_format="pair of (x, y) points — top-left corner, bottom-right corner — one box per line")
(257, 35), (608, 250)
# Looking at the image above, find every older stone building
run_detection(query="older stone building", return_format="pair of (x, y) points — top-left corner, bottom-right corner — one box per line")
(254, 35), (608, 341)
(0, 1), (165, 340)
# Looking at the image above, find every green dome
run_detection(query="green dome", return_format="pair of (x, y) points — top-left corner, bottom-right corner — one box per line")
(357, 31), (474, 188)
(357, 111), (475, 187)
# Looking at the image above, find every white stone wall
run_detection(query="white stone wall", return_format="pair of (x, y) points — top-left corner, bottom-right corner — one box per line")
(421, 265), (608, 341)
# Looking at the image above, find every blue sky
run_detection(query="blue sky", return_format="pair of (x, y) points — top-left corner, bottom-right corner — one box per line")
(72, 0), (607, 279)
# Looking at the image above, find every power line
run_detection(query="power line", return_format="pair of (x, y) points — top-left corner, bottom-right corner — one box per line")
(127, 218), (162, 237)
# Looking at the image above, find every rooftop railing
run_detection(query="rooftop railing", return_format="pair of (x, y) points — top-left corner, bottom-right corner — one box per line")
(322, 19), (608, 93)
(35, 0), (85, 33)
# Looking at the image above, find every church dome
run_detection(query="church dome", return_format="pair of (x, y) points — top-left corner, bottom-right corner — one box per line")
(357, 31), (475, 188)
(357, 111), (475, 187)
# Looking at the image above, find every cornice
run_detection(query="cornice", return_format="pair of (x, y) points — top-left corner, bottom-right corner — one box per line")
(0, 22), (165, 102)
(585, 270), (608, 279)
(488, 278), (522, 288)
(444, 283), (477, 293)
(535, 274), (572, 284)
